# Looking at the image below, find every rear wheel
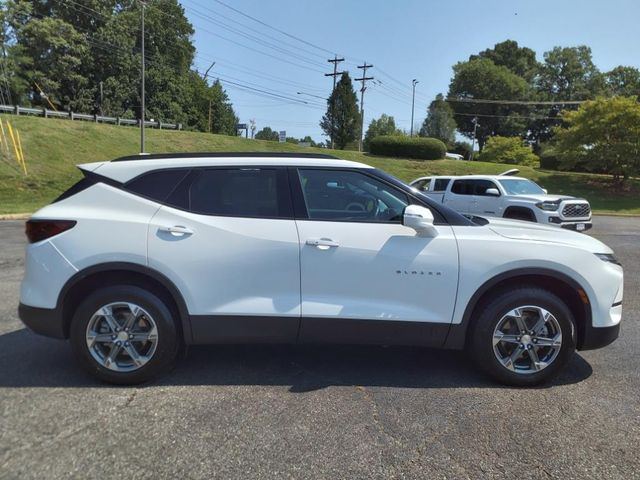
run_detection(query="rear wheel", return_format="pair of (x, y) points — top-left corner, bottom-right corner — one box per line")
(469, 287), (576, 386)
(70, 285), (179, 384)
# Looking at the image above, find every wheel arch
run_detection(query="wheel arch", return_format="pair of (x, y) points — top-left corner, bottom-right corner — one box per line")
(503, 206), (537, 222)
(444, 268), (591, 350)
(58, 262), (192, 343)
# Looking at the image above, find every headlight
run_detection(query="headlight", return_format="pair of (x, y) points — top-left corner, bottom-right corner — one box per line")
(595, 253), (622, 266)
(535, 200), (561, 211)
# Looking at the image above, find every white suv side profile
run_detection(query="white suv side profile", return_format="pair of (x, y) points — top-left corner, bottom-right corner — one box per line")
(410, 174), (592, 231)
(19, 153), (622, 386)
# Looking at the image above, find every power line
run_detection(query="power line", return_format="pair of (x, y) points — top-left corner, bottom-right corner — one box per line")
(211, 0), (337, 56)
(454, 112), (562, 120)
(446, 98), (586, 105)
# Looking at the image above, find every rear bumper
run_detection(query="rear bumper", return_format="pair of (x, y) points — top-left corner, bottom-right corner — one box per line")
(18, 302), (66, 339)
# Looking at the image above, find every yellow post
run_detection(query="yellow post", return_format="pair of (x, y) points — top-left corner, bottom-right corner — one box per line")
(0, 118), (9, 155)
(15, 129), (27, 175)
(6, 121), (22, 170)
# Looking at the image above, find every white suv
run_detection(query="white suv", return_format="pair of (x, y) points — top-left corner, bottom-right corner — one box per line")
(410, 174), (592, 231)
(19, 153), (623, 386)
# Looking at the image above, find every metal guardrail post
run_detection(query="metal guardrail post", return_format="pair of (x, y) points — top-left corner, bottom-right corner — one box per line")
(15, 105), (19, 116)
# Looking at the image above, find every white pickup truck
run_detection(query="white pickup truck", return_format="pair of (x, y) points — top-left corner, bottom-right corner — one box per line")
(410, 171), (592, 231)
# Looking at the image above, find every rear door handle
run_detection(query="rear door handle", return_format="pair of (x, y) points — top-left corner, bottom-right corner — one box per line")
(158, 225), (194, 236)
(306, 238), (339, 250)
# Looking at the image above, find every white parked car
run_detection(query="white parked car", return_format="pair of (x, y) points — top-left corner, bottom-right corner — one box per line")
(410, 172), (592, 231)
(445, 152), (465, 160)
(19, 153), (622, 386)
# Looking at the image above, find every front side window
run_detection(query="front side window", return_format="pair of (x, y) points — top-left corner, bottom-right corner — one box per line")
(298, 169), (409, 222)
(187, 168), (285, 217)
(472, 180), (500, 196)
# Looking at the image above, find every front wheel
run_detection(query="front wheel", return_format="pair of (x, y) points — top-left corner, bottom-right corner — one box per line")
(69, 285), (180, 385)
(469, 287), (576, 386)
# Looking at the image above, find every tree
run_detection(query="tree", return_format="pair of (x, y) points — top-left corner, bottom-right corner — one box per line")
(320, 72), (360, 149)
(418, 94), (456, 145)
(364, 114), (401, 150)
(471, 40), (539, 83)
(528, 46), (606, 147)
(448, 58), (529, 150)
(255, 126), (279, 141)
(478, 136), (539, 166)
(606, 66), (640, 97)
(553, 96), (640, 180)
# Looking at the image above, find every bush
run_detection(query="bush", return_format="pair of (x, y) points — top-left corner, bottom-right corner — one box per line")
(478, 136), (539, 167)
(369, 136), (446, 160)
(539, 144), (560, 170)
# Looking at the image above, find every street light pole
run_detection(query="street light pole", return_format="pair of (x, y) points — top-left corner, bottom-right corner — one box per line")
(140, 0), (146, 154)
(410, 79), (419, 136)
(470, 117), (479, 161)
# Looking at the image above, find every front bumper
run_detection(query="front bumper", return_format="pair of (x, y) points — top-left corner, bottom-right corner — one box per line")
(577, 321), (620, 351)
(560, 221), (593, 232)
(18, 302), (66, 339)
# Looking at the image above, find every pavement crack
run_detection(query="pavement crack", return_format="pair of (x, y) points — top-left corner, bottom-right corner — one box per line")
(355, 385), (403, 448)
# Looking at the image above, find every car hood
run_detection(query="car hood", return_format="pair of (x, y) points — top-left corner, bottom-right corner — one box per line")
(507, 193), (576, 202)
(486, 217), (611, 253)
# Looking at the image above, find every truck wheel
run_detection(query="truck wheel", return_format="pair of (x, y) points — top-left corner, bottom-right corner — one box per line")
(469, 286), (576, 386)
(69, 285), (180, 385)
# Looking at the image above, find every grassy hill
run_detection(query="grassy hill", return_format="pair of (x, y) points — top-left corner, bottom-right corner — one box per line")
(1, 114), (639, 214)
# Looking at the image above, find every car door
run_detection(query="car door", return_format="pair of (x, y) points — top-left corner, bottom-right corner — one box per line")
(147, 166), (301, 344)
(469, 179), (502, 216)
(444, 179), (473, 213)
(292, 168), (459, 347)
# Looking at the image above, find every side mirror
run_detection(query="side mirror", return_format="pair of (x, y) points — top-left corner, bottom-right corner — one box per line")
(485, 188), (500, 196)
(402, 205), (438, 237)
(542, 188), (548, 194)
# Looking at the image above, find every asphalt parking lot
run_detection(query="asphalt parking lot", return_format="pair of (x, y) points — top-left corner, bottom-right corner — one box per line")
(0, 217), (638, 479)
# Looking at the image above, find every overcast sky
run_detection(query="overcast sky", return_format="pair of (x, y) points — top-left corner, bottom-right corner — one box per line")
(183, 0), (640, 142)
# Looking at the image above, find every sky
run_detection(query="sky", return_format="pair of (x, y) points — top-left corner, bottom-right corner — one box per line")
(182, 0), (640, 143)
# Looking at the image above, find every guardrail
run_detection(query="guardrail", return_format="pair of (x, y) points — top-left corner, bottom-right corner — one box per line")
(0, 104), (182, 130)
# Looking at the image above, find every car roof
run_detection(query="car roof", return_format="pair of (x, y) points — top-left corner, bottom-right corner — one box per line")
(80, 152), (373, 184)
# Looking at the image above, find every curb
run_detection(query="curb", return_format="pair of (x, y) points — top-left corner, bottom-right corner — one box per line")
(0, 213), (31, 220)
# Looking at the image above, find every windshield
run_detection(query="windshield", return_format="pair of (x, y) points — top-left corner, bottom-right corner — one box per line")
(499, 179), (545, 195)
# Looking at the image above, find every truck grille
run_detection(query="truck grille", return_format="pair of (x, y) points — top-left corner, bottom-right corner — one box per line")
(562, 203), (590, 218)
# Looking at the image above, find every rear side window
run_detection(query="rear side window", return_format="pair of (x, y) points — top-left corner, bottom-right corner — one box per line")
(433, 178), (451, 192)
(53, 177), (96, 203)
(126, 169), (190, 203)
(451, 180), (473, 195)
(185, 168), (291, 218)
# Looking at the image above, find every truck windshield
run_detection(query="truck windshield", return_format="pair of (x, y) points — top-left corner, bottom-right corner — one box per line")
(499, 179), (545, 195)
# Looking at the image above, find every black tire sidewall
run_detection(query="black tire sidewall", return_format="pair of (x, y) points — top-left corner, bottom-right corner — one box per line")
(470, 287), (576, 386)
(70, 285), (179, 385)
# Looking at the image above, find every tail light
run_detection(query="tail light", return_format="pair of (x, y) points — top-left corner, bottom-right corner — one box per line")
(25, 220), (77, 243)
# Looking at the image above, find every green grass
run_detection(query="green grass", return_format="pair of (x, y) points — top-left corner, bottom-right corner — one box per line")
(1, 114), (639, 214)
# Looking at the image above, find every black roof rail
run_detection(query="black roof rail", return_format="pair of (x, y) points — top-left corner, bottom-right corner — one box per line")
(111, 152), (340, 162)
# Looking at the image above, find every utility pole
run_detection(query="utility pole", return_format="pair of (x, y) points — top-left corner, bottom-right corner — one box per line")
(99, 81), (103, 116)
(208, 100), (212, 133)
(355, 62), (374, 152)
(410, 79), (419, 136)
(470, 117), (479, 161)
(324, 55), (345, 149)
(140, 0), (146, 154)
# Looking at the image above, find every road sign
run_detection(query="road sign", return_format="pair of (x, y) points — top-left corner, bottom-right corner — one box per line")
(279, 130), (286, 143)
(236, 123), (247, 130)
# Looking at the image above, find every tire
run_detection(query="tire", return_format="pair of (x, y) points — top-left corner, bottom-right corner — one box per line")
(69, 285), (180, 385)
(468, 286), (576, 386)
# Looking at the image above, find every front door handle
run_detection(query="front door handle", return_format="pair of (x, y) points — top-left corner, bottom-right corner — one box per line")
(158, 225), (194, 236)
(306, 238), (339, 250)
